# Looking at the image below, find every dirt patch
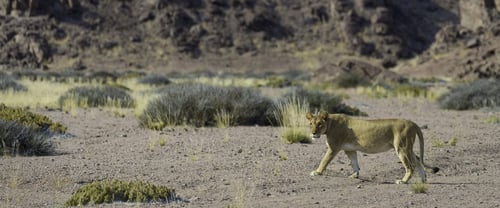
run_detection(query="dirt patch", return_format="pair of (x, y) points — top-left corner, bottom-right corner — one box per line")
(1, 95), (499, 207)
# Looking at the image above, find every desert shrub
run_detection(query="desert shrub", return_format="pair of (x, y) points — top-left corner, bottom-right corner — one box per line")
(282, 88), (367, 116)
(438, 79), (500, 110)
(0, 104), (66, 133)
(137, 74), (171, 86)
(140, 84), (274, 129)
(0, 74), (27, 92)
(65, 180), (176, 207)
(336, 73), (370, 88)
(357, 83), (437, 100)
(59, 86), (135, 108)
(0, 120), (54, 156)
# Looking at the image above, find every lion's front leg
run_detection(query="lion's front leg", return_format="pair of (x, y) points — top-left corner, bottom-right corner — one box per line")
(345, 151), (360, 178)
(311, 146), (340, 176)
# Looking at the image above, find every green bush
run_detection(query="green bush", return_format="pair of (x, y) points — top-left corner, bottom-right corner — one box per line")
(438, 79), (500, 110)
(65, 180), (176, 207)
(59, 86), (135, 108)
(0, 104), (66, 133)
(0, 74), (27, 91)
(137, 74), (171, 86)
(140, 84), (274, 129)
(0, 120), (54, 156)
(282, 88), (367, 116)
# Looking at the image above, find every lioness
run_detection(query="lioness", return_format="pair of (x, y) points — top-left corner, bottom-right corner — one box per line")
(306, 111), (439, 184)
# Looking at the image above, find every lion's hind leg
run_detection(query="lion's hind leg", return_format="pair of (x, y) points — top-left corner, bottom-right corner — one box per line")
(395, 153), (413, 184)
(394, 138), (417, 184)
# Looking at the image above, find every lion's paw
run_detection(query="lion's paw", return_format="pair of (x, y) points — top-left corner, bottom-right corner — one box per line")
(349, 172), (359, 179)
(310, 171), (322, 176)
(395, 180), (407, 184)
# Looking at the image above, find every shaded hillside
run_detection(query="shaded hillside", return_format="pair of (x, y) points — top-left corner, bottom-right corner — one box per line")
(0, 0), (498, 79)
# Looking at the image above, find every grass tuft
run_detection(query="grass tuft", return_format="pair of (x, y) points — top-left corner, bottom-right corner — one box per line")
(449, 136), (458, 146)
(273, 96), (311, 144)
(283, 87), (367, 116)
(215, 109), (234, 128)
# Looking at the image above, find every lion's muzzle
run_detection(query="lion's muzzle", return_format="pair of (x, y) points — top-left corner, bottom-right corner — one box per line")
(311, 134), (321, 140)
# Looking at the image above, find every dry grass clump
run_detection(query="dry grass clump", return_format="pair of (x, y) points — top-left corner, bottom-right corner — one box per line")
(65, 180), (176, 207)
(283, 87), (367, 116)
(139, 84), (274, 129)
(59, 85), (135, 109)
(273, 96), (311, 143)
(0, 120), (55, 156)
(438, 79), (500, 110)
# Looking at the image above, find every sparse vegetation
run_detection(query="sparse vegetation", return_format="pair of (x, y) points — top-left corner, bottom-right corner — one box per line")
(0, 120), (55, 156)
(483, 115), (500, 124)
(438, 79), (500, 110)
(59, 85), (135, 110)
(65, 180), (176, 207)
(158, 136), (167, 146)
(432, 136), (458, 147)
(357, 83), (439, 100)
(139, 84), (274, 129)
(432, 138), (446, 148)
(0, 104), (66, 133)
(283, 87), (367, 116)
(449, 136), (458, 146)
(137, 74), (171, 86)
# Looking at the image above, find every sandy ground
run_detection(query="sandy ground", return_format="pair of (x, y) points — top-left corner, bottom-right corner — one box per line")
(1, 95), (500, 208)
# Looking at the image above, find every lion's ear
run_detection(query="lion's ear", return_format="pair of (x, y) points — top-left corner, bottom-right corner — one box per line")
(306, 112), (313, 120)
(319, 111), (328, 120)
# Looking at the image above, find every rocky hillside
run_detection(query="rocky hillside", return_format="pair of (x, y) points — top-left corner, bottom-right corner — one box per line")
(0, 0), (499, 80)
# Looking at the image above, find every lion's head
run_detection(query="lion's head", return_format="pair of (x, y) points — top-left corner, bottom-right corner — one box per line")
(306, 111), (328, 139)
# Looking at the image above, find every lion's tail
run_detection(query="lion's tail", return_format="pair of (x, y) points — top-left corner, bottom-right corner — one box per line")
(417, 127), (440, 173)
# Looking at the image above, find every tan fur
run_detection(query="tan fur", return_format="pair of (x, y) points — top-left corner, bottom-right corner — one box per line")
(306, 111), (439, 184)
